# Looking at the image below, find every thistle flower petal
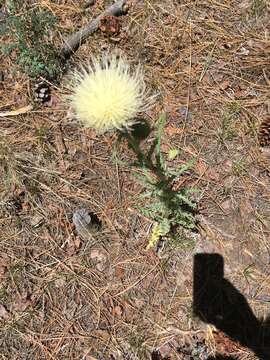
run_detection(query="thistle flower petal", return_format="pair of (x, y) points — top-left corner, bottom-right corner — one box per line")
(69, 55), (155, 133)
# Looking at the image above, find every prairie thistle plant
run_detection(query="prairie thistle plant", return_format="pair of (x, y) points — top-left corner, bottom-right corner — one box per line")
(69, 55), (154, 133)
(69, 55), (196, 249)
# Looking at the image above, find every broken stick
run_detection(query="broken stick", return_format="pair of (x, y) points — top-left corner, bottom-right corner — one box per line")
(61, 0), (128, 58)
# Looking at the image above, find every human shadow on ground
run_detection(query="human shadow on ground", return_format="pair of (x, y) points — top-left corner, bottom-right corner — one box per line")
(193, 253), (270, 360)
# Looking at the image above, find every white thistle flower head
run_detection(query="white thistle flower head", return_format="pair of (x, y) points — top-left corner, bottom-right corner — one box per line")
(69, 54), (154, 133)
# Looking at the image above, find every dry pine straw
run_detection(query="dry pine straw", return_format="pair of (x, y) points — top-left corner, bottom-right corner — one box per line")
(0, 0), (270, 359)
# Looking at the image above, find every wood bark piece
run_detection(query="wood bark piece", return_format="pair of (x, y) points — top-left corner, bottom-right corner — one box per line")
(61, 0), (128, 58)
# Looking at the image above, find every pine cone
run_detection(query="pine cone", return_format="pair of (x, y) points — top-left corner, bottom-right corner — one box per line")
(258, 148), (270, 173)
(99, 16), (120, 36)
(258, 117), (270, 147)
(33, 81), (51, 103)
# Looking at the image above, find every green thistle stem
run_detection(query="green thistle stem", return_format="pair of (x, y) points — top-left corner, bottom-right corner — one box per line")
(124, 131), (167, 182)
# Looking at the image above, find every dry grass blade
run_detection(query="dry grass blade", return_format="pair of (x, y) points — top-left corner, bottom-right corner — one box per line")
(0, 105), (33, 117)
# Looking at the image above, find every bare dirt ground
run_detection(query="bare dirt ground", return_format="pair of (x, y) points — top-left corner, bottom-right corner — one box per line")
(1, 1), (270, 359)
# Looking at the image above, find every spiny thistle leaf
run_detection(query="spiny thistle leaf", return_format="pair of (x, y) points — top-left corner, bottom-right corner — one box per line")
(175, 192), (196, 208)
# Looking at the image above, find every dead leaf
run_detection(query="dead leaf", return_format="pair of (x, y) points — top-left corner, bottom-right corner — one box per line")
(74, 236), (81, 249)
(11, 294), (32, 312)
(213, 330), (241, 355)
(205, 167), (220, 181)
(84, 356), (98, 360)
(66, 235), (82, 256)
(134, 299), (145, 309)
(120, 299), (134, 321)
(90, 329), (110, 341)
(0, 304), (10, 320)
(112, 305), (123, 318)
(239, 199), (253, 218)
(221, 199), (232, 211)
(54, 129), (67, 154)
(238, 0), (252, 10)
(90, 249), (108, 271)
(0, 255), (10, 277)
(158, 344), (172, 359)
(66, 242), (76, 257)
(195, 159), (208, 176)
(161, 143), (170, 153)
(54, 277), (66, 288)
(165, 126), (184, 136)
(0, 254), (10, 267)
(219, 80), (231, 90)
(114, 266), (125, 279)
(179, 105), (192, 121)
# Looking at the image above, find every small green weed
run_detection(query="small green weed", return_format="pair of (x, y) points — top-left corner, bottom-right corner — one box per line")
(251, 0), (268, 18)
(220, 102), (241, 141)
(221, 185), (232, 197)
(232, 158), (248, 176)
(168, 228), (196, 250)
(0, 287), (8, 302)
(0, 1), (63, 79)
(243, 263), (256, 282)
(241, 0), (268, 24)
(34, 126), (49, 144)
(127, 331), (148, 359)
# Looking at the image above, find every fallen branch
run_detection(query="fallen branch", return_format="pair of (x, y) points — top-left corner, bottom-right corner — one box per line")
(61, 0), (128, 58)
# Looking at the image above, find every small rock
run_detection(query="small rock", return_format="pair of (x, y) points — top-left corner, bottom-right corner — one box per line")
(221, 199), (232, 211)
(30, 214), (44, 228)
(72, 208), (92, 231)
(54, 277), (66, 288)
(0, 303), (10, 320)
(72, 208), (101, 240)
(179, 105), (192, 121)
(11, 293), (32, 312)
(238, 47), (249, 56)
(256, 295), (270, 302)
(90, 248), (108, 272)
(223, 175), (236, 187)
